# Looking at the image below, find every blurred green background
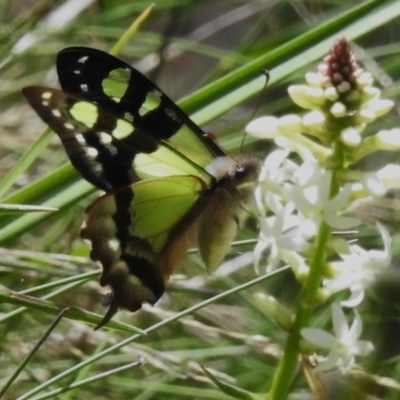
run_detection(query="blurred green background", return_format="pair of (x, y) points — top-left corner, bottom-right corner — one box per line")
(1, 1), (400, 399)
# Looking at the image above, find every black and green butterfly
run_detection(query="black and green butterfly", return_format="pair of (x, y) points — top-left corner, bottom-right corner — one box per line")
(23, 47), (260, 329)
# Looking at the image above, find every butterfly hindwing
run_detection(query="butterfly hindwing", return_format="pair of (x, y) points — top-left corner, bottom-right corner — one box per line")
(81, 175), (209, 328)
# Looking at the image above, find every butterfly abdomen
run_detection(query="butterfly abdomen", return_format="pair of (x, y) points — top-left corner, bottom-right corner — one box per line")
(197, 156), (261, 269)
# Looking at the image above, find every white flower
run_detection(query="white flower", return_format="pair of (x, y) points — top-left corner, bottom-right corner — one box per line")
(301, 303), (374, 373)
(323, 223), (391, 307)
(255, 150), (298, 211)
(254, 205), (308, 273)
(286, 169), (360, 232)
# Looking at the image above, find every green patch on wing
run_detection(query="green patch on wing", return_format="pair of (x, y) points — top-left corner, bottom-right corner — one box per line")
(134, 145), (211, 181)
(70, 101), (99, 128)
(102, 68), (130, 101)
(135, 123), (218, 180)
(139, 91), (162, 116)
(131, 175), (203, 251)
(167, 125), (216, 168)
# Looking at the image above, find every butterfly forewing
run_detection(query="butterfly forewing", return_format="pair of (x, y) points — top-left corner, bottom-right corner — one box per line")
(57, 47), (225, 166)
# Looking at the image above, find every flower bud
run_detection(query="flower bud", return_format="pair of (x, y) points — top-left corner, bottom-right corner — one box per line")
(277, 114), (303, 134)
(324, 87), (339, 101)
(376, 129), (400, 150)
(340, 127), (361, 147)
(367, 99), (394, 117)
(246, 116), (279, 139)
(355, 109), (376, 124)
(305, 72), (323, 88)
(253, 293), (293, 331)
(330, 102), (346, 117)
(289, 85), (319, 109)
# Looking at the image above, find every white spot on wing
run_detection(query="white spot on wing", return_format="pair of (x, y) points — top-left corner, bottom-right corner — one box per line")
(124, 112), (134, 122)
(75, 133), (86, 144)
(74, 70), (81, 75)
(106, 145), (118, 156)
(42, 100), (49, 106)
(52, 109), (62, 118)
(91, 163), (103, 174)
(64, 122), (74, 130)
(41, 92), (52, 99)
(99, 132), (112, 144)
(87, 147), (99, 158)
(165, 108), (178, 121)
(80, 84), (89, 92)
(108, 239), (120, 251)
(78, 56), (89, 63)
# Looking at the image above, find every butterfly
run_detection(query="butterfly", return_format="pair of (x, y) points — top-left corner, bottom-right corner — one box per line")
(22, 47), (260, 329)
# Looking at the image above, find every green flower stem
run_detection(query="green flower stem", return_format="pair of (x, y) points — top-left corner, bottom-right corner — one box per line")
(268, 221), (332, 399)
(268, 164), (341, 399)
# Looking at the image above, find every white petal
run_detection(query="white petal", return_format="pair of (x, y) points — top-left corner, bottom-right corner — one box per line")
(332, 303), (349, 340)
(340, 283), (365, 308)
(328, 183), (352, 211)
(377, 222), (391, 255)
(253, 240), (270, 274)
(301, 328), (336, 348)
(325, 215), (360, 229)
(286, 185), (314, 213)
(340, 355), (356, 372)
(316, 171), (332, 204)
(348, 309), (362, 343)
(293, 162), (321, 187)
(353, 340), (374, 356)
(314, 351), (341, 373)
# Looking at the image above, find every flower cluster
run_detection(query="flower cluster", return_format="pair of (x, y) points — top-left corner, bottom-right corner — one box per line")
(247, 37), (398, 374)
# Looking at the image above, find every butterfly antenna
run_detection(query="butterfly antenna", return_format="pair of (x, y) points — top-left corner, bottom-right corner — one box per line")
(240, 70), (270, 153)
